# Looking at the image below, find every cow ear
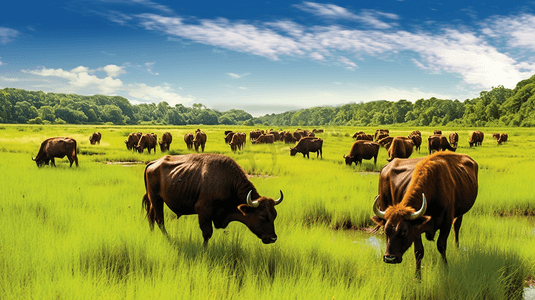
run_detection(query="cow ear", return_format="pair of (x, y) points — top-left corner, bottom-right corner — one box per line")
(371, 216), (386, 227)
(238, 204), (255, 216)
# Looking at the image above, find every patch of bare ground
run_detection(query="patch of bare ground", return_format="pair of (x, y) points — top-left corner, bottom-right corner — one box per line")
(105, 161), (146, 166)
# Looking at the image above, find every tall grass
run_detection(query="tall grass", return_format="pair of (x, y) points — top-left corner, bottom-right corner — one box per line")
(0, 125), (533, 299)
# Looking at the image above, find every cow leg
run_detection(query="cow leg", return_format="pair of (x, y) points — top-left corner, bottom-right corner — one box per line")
(197, 213), (213, 246)
(50, 158), (56, 167)
(414, 235), (425, 272)
(436, 225), (452, 264)
(453, 215), (463, 248)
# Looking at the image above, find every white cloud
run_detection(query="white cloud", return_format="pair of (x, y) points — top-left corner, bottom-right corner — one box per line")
(144, 62), (159, 75)
(99, 64), (126, 77)
(0, 27), (20, 44)
(126, 83), (194, 106)
(0, 57), (3, 66)
(227, 72), (250, 79)
(338, 56), (357, 70)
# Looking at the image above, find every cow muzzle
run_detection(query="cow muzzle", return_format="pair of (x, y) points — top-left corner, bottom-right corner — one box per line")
(383, 255), (402, 264)
(262, 236), (277, 244)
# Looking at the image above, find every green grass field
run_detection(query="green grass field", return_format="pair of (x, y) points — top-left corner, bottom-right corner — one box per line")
(0, 124), (534, 299)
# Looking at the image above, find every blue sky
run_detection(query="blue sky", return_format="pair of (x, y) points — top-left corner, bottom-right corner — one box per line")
(1, 1), (535, 116)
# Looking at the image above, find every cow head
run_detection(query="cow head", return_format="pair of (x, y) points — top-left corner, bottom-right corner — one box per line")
(289, 147), (298, 156)
(343, 155), (353, 165)
(371, 194), (431, 264)
(32, 156), (48, 167)
(158, 141), (168, 152)
(237, 190), (283, 244)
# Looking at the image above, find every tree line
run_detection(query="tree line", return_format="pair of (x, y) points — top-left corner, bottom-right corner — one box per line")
(1, 73), (535, 126)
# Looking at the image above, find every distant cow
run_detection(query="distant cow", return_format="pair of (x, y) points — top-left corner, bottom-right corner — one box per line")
(434, 130), (442, 135)
(230, 133), (246, 152)
(312, 129), (324, 133)
(375, 129), (390, 141)
(194, 130), (207, 152)
(184, 133), (194, 150)
(352, 131), (366, 139)
(449, 132), (459, 148)
(281, 132), (297, 144)
(428, 134), (456, 155)
(135, 133), (157, 154)
(377, 136), (394, 150)
(125, 132), (142, 151)
(409, 135), (422, 153)
(250, 130), (263, 142)
(497, 133), (508, 145)
(343, 140), (380, 166)
(159, 132), (173, 152)
(89, 132), (101, 145)
(469, 130), (484, 147)
(142, 154), (284, 245)
(224, 132), (235, 144)
(387, 137), (414, 162)
(290, 137), (323, 159)
(252, 134), (275, 144)
(356, 134), (374, 141)
(32, 137), (79, 167)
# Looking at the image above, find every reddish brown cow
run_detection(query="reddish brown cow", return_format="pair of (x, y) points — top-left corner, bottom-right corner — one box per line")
(375, 129), (390, 141)
(377, 136), (394, 149)
(229, 132), (246, 151)
(142, 154), (284, 245)
(312, 129), (324, 133)
(282, 132), (297, 143)
(224, 132), (235, 144)
(159, 132), (173, 152)
(32, 137), (79, 167)
(409, 135), (422, 152)
(449, 132), (459, 148)
(184, 133), (194, 150)
(194, 131), (207, 152)
(290, 137), (323, 158)
(434, 130), (442, 135)
(469, 130), (484, 147)
(125, 132), (142, 151)
(352, 131), (366, 139)
(497, 133), (508, 145)
(250, 130), (263, 142)
(343, 140), (380, 166)
(387, 137), (414, 161)
(428, 134), (456, 155)
(356, 134), (374, 141)
(135, 133), (157, 154)
(371, 152), (478, 273)
(89, 132), (101, 145)
(252, 134), (275, 144)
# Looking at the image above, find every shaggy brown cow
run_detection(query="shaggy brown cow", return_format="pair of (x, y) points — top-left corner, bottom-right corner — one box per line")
(428, 134), (456, 155)
(142, 154), (284, 245)
(356, 134), (374, 141)
(408, 130), (421, 138)
(252, 134), (275, 144)
(377, 136), (394, 149)
(184, 133), (194, 150)
(290, 137), (323, 158)
(135, 133), (157, 154)
(469, 130), (484, 147)
(194, 131), (207, 152)
(224, 132), (235, 144)
(371, 152), (478, 273)
(387, 137), (414, 161)
(409, 135), (422, 152)
(229, 132), (246, 151)
(89, 132), (101, 145)
(343, 140), (380, 166)
(375, 129), (390, 141)
(250, 130), (263, 142)
(497, 133), (508, 145)
(449, 132), (459, 148)
(159, 132), (173, 152)
(434, 130), (442, 135)
(33, 137), (79, 167)
(352, 131), (366, 139)
(125, 132), (142, 151)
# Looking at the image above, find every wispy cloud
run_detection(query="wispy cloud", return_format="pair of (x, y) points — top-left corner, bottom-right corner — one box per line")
(127, 83), (193, 106)
(0, 27), (21, 44)
(227, 72), (250, 79)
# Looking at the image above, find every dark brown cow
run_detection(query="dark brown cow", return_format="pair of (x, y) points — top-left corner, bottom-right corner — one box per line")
(469, 130), (484, 147)
(387, 137), (414, 161)
(267, 130), (280, 141)
(408, 130), (421, 138)
(312, 129), (324, 133)
(89, 132), (101, 145)
(229, 132), (246, 151)
(449, 132), (459, 148)
(250, 130), (263, 142)
(224, 132), (235, 144)
(252, 134), (275, 144)
(125, 132), (142, 151)
(135, 133), (157, 154)
(371, 152), (478, 273)
(497, 133), (508, 145)
(434, 130), (442, 135)
(184, 133), (194, 150)
(142, 154), (284, 245)
(194, 131), (207, 152)
(343, 140), (380, 166)
(32, 137), (79, 167)
(377, 136), (394, 149)
(282, 132), (297, 143)
(375, 129), (390, 141)
(290, 137), (323, 158)
(159, 132), (173, 152)
(409, 135), (422, 152)
(352, 131), (366, 139)
(224, 130), (233, 136)
(428, 134), (456, 155)
(356, 134), (374, 141)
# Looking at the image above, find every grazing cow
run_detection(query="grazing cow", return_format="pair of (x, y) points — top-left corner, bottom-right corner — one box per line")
(449, 132), (459, 148)
(135, 133), (157, 154)
(142, 154), (284, 245)
(267, 130), (281, 141)
(371, 152), (478, 273)
(497, 133), (508, 145)
(250, 130), (263, 142)
(125, 132), (142, 151)
(377, 136), (394, 150)
(282, 132), (297, 143)
(343, 140), (380, 166)
(32, 137), (79, 167)
(229, 132), (246, 151)
(387, 137), (414, 161)
(492, 133), (500, 140)
(290, 137), (323, 158)
(224, 132), (235, 144)
(224, 130), (233, 136)
(194, 130), (207, 152)
(375, 129), (390, 141)
(469, 130), (484, 147)
(434, 130), (442, 135)
(352, 131), (366, 139)
(252, 134), (275, 144)
(184, 133), (194, 150)
(89, 132), (101, 145)
(312, 129), (324, 133)
(159, 132), (173, 152)
(428, 134), (456, 155)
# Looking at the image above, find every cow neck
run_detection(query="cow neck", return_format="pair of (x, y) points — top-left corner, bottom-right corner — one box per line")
(399, 156), (436, 212)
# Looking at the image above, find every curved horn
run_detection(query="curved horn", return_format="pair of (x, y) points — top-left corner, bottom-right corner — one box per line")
(409, 193), (427, 220)
(274, 190), (283, 205)
(246, 190), (259, 208)
(372, 195), (385, 219)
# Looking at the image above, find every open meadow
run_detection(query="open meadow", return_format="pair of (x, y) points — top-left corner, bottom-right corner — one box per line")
(1, 124), (534, 299)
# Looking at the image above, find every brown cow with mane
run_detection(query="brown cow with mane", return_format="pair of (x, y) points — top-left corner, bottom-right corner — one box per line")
(142, 154), (284, 245)
(184, 133), (194, 150)
(449, 132), (459, 148)
(428, 134), (456, 155)
(125, 132), (142, 151)
(135, 133), (157, 154)
(290, 137), (323, 158)
(387, 137), (414, 161)
(159, 132), (173, 152)
(469, 130), (484, 147)
(409, 134), (422, 153)
(371, 152), (478, 274)
(229, 132), (246, 151)
(194, 130), (207, 152)
(343, 140), (380, 166)
(89, 132), (101, 145)
(33, 137), (79, 167)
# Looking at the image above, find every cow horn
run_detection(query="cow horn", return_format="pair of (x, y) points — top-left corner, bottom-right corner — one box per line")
(409, 193), (427, 220)
(246, 190), (260, 208)
(372, 195), (385, 219)
(274, 190), (283, 205)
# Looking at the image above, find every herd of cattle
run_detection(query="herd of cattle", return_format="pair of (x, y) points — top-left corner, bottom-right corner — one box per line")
(31, 127), (510, 275)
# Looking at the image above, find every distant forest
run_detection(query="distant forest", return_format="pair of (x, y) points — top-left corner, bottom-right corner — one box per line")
(2, 74), (535, 127)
